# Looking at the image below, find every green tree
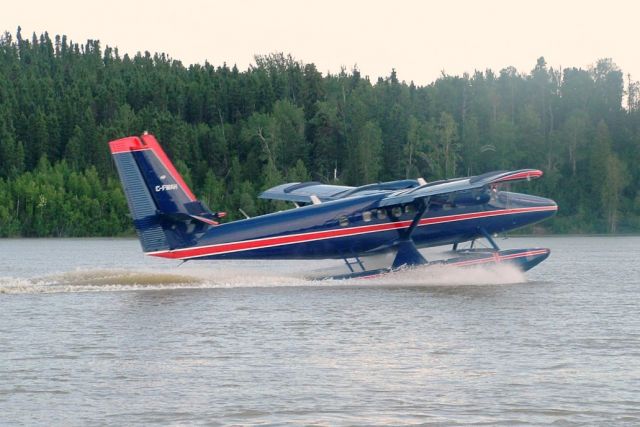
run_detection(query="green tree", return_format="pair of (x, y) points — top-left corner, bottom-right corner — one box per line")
(0, 28), (639, 235)
(602, 153), (628, 233)
(353, 121), (383, 184)
(436, 112), (460, 178)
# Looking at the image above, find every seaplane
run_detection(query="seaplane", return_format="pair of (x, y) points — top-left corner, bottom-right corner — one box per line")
(109, 133), (557, 279)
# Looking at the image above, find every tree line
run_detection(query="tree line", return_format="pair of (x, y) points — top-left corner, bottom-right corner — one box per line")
(0, 28), (639, 236)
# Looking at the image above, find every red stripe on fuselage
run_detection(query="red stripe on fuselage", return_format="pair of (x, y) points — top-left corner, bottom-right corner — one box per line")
(148, 205), (557, 260)
(150, 220), (414, 259)
(416, 206), (554, 226)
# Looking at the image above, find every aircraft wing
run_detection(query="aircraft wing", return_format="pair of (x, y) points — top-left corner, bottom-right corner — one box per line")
(377, 169), (543, 207)
(259, 170), (542, 206)
(259, 182), (355, 203)
(260, 179), (422, 204)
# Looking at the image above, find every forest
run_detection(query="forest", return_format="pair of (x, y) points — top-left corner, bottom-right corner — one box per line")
(0, 28), (639, 237)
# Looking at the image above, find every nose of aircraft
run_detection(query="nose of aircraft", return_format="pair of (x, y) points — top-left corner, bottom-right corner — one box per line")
(526, 194), (557, 216)
(496, 191), (558, 230)
(509, 192), (558, 222)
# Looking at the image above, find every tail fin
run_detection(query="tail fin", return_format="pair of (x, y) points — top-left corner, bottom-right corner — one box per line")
(109, 133), (219, 253)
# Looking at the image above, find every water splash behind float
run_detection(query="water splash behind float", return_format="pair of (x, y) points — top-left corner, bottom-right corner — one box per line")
(342, 262), (527, 286)
(0, 260), (526, 295)
(0, 265), (310, 294)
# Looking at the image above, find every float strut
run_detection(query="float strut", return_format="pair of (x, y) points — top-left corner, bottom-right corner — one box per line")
(479, 227), (500, 251)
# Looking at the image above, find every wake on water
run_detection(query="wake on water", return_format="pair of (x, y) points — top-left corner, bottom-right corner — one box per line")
(0, 262), (526, 295)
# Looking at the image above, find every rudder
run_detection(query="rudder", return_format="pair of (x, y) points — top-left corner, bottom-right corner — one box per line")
(109, 133), (218, 253)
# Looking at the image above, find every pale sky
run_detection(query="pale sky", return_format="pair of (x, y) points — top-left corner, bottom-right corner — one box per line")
(3, 0), (639, 84)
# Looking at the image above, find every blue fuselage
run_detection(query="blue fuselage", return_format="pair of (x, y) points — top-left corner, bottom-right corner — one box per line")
(149, 191), (557, 261)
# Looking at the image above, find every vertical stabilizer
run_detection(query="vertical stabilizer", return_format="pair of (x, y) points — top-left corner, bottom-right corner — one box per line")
(109, 134), (216, 253)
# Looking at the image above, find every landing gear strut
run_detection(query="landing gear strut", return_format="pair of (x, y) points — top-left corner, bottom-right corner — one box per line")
(452, 227), (500, 252)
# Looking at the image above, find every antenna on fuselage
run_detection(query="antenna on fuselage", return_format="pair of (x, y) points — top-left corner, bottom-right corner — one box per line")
(239, 208), (251, 219)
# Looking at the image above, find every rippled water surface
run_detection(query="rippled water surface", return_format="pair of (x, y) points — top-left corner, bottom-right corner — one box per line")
(1, 237), (639, 425)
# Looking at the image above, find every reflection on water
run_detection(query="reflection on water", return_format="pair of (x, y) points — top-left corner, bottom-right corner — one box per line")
(0, 237), (639, 425)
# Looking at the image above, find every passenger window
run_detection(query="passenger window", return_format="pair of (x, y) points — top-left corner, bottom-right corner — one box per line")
(392, 207), (402, 218)
(404, 204), (414, 215)
(338, 215), (349, 227)
(377, 209), (387, 220)
(362, 211), (372, 222)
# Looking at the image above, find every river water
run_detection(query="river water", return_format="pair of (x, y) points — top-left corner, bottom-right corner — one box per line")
(0, 236), (638, 425)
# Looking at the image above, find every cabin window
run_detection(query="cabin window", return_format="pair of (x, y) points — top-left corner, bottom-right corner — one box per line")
(362, 211), (372, 222)
(338, 215), (349, 227)
(404, 204), (414, 215)
(392, 206), (403, 218)
(377, 209), (387, 220)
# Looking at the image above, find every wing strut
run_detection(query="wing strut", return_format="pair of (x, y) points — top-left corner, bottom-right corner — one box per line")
(399, 198), (429, 240)
(391, 198), (430, 269)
